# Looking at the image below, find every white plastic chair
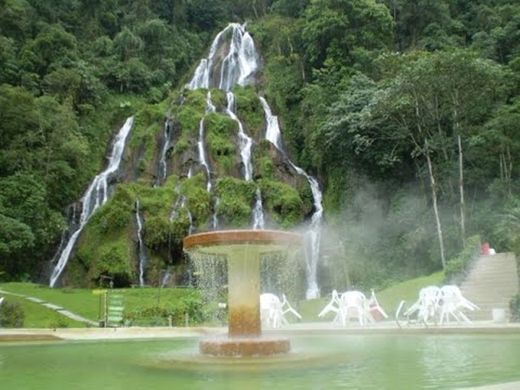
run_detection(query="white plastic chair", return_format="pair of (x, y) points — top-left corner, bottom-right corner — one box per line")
(404, 285), (441, 325)
(318, 290), (370, 326)
(260, 293), (301, 328)
(438, 285), (479, 325)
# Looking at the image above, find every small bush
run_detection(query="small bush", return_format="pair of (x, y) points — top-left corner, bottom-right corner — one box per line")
(48, 316), (70, 329)
(0, 300), (25, 328)
(124, 291), (205, 326)
(444, 235), (481, 283)
(510, 294), (520, 322)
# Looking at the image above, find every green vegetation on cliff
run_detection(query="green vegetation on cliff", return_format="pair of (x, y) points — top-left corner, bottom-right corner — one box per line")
(1, 0), (520, 296)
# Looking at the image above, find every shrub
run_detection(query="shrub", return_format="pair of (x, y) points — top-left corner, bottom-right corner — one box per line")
(48, 316), (70, 328)
(124, 291), (205, 326)
(215, 177), (256, 227)
(444, 235), (481, 283)
(144, 215), (171, 249)
(96, 244), (133, 286)
(0, 300), (25, 328)
(510, 294), (520, 322)
(259, 179), (304, 227)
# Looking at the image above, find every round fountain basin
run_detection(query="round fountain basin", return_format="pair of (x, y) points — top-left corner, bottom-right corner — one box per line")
(199, 336), (290, 357)
(183, 229), (302, 252)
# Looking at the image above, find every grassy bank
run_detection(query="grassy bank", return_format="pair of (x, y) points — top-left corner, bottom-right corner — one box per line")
(0, 283), (202, 328)
(1, 272), (444, 328)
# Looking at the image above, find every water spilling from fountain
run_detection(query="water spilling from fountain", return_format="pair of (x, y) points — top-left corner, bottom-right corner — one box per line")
(184, 229), (302, 356)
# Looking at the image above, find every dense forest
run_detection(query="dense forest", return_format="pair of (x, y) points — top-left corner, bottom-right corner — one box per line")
(0, 0), (519, 294)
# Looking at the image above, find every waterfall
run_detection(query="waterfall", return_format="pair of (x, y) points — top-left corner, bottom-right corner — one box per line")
(252, 189), (265, 229)
(197, 92), (215, 192)
(187, 24), (263, 230)
(212, 197), (220, 230)
(260, 97), (324, 299)
(170, 167), (195, 234)
(225, 92), (253, 181)
(161, 268), (172, 288)
(157, 120), (170, 185)
(187, 26), (227, 90)
(187, 23), (323, 297)
(259, 97), (283, 151)
(135, 198), (148, 287)
(49, 117), (134, 287)
(197, 118), (211, 192)
(187, 23), (258, 91)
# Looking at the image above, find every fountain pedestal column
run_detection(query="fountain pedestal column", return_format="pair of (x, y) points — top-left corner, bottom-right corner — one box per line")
(227, 247), (261, 337)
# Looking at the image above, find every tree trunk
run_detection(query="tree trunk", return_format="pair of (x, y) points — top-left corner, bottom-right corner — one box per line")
(425, 141), (446, 269)
(458, 135), (465, 247)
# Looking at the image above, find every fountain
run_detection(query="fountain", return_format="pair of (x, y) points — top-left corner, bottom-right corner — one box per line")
(183, 229), (302, 356)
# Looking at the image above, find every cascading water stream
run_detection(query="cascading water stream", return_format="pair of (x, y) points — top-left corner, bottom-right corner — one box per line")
(212, 198), (220, 230)
(187, 23), (258, 91)
(188, 23), (263, 228)
(225, 90), (265, 229)
(169, 167), (194, 234)
(49, 117), (134, 287)
(197, 91), (216, 192)
(259, 97), (283, 151)
(259, 97), (324, 299)
(157, 120), (171, 185)
(198, 126), (211, 192)
(225, 92), (253, 181)
(161, 268), (172, 288)
(135, 198), (148, 287)
(252, 188), (265, 229)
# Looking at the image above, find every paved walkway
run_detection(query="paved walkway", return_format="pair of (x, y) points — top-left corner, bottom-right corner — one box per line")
(1, 319), (519, 341)
(0, 289), (98, 326)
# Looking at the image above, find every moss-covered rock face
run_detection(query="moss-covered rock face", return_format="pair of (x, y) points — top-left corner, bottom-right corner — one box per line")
(233, 86), (264, 140)
(125, 103), (165, 183)
(65, 78), (317, 287)
(205, 112), (239, 177)
(70, 186), (135, 287)
(67, 177), (182, 287)
(171, 89), (206, 162)
(180, 173), (211, 229)
(253, 140), (313, 218)
(259, 178), (305, 228)
(215, 177), (256, 227)
(209, 88), (226, 109)
(254, 140), (277, 180)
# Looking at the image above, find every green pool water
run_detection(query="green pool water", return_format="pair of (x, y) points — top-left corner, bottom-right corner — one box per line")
(1, 334), (520, 389)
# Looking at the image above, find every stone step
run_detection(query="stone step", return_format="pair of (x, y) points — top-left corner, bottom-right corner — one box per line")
(464, 270), (517, 277)
(462, 289), (514, 294)
(455, 252), (518, 323)
(464, 272), (517, 278)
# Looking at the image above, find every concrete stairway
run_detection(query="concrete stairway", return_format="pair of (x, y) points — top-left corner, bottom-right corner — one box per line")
(459, 252), (519, 321)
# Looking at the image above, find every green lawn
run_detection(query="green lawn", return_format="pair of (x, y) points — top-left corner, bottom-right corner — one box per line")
(1, 282), (100, 320)
(0, 283), (200, 328)
(0, 294), (85, 328)
(298, 271), (444, 322)
(1, 272), (445, 328)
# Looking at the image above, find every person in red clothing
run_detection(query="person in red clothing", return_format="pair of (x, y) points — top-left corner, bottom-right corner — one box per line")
(481, 242), (490, 255)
